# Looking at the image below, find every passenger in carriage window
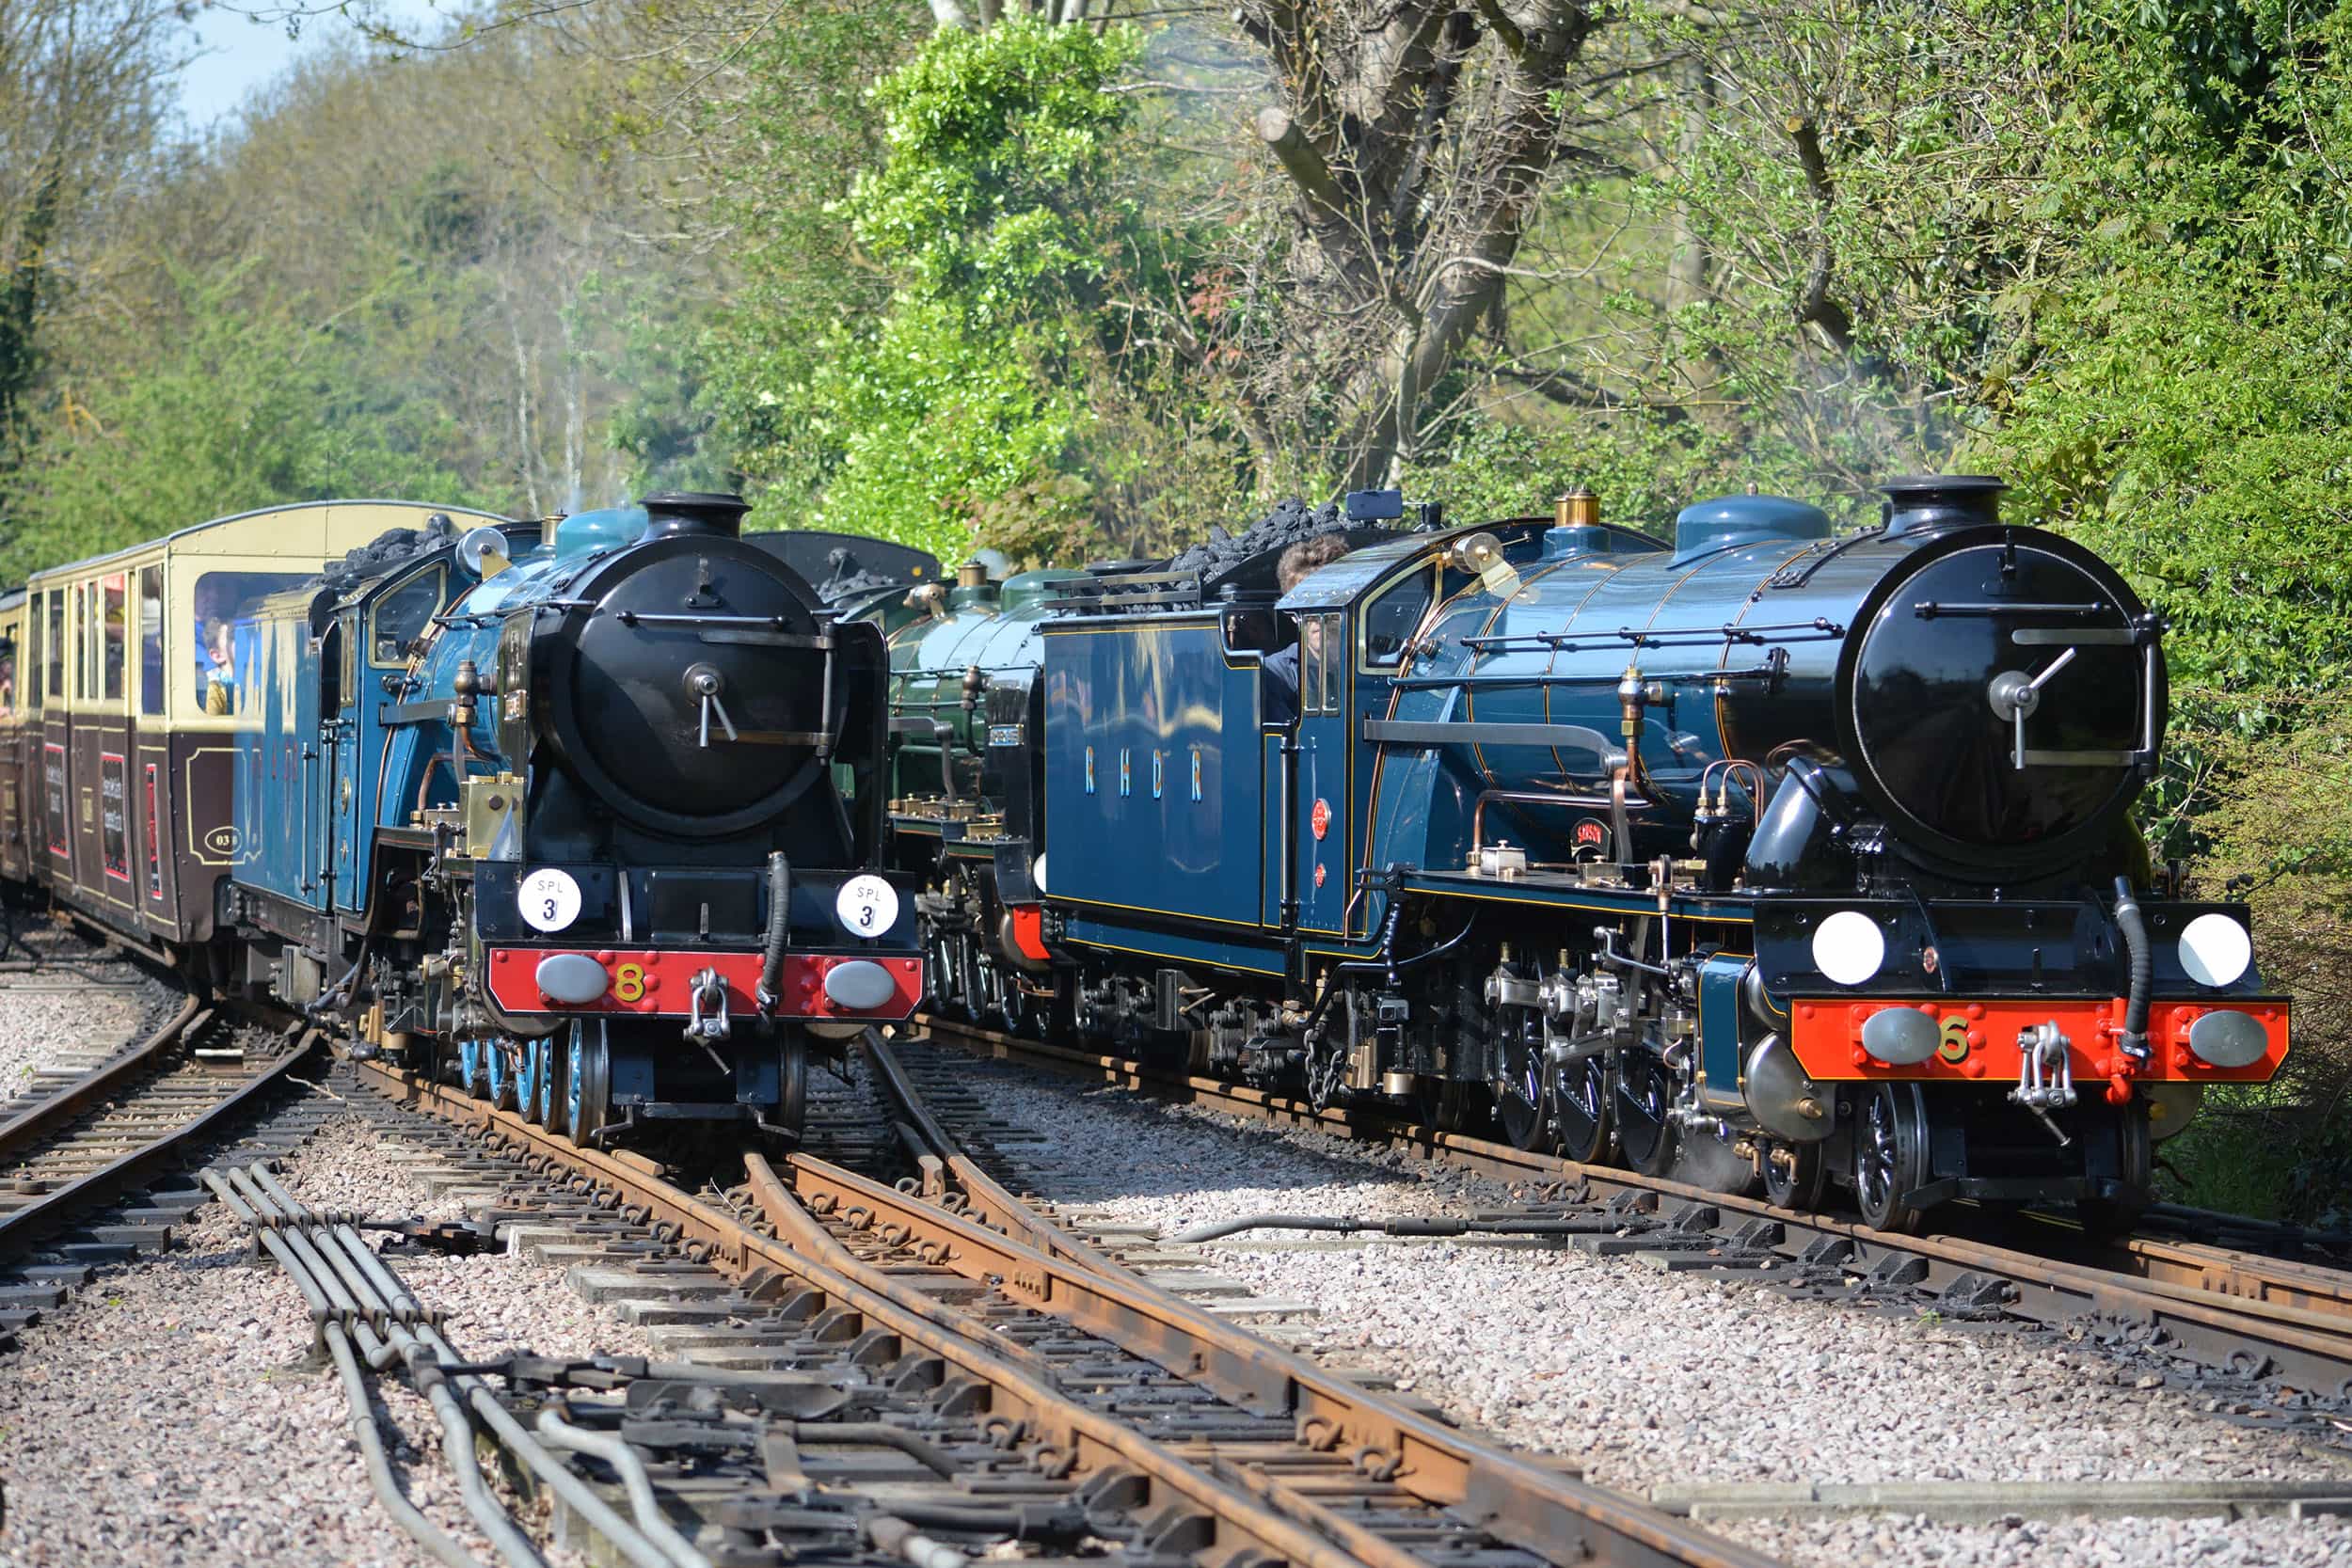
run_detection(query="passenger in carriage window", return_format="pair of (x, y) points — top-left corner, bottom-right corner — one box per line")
(193, 582), (224, 702)
(204, 621), (234, 716)
(192, 570), (307, 713)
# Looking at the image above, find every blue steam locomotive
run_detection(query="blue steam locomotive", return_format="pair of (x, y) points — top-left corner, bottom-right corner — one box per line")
(214, 493), (923, 1143)
(866, 478), (2289, 1230)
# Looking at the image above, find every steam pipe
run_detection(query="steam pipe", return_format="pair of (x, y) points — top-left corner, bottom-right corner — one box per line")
(2112, 876), (2152, 1063)
(1614, 659), (1647, 854)
(756, 852), (792, 1013)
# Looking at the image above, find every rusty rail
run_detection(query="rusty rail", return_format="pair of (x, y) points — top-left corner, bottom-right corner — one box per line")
(0, 1016), (318, 1261)
(0, 994), (203, 1162)
(356, 1053), (1773, 1568)
(858, 1029), (1136, 1281)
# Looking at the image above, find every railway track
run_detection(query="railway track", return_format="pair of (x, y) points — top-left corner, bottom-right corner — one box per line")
(914, 1015), (2352, 1418)
(0, 993), (327, 1355)
(0, 997), (319, 1265)
(351, 1049), (1776, 1568)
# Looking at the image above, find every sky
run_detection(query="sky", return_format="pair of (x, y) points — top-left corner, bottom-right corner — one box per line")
(177, 3), (456, 131)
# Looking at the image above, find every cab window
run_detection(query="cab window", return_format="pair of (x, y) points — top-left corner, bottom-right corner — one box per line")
(75, 582), (94, 701)
(1298, 614), (1323, 716)
(371, 569), (442, 664)
(1296, 612), (1344, 716)
(1362, 567), (1435, 668)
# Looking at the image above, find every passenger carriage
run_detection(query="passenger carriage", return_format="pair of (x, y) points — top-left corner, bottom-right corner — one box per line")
(5, 502), (506, 961)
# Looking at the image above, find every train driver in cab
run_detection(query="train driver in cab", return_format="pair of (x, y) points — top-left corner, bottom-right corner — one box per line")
(1261, 533), (1350, 725)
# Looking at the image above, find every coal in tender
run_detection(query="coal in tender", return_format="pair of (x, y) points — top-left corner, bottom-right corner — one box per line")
(321, 513), (467, 591)
(1168, 498), (1346, 578)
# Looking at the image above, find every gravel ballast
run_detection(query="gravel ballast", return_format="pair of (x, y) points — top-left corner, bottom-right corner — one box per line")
(0, 980), (151, 1098)
(0, 1114), (650, 1568)
(941, 1048), (2352, 1568)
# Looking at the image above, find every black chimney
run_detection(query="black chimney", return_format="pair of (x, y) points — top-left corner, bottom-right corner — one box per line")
(1879, 474), (2005, 536)
(640, 491), (751, 539)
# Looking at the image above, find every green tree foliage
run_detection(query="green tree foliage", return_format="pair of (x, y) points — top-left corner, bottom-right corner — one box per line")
(679, 0), (925, 498)
(705, 19), (1149, 559)
(2162, 704), (2352, 1221)
(1, 266), (474, 580)
(0, 1), (186, 482)
(2, 21), (703, 569)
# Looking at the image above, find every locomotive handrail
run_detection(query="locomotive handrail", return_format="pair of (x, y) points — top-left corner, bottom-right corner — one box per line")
(1391, 651), (1792, 692)
(1913, 600), (2106, 619)
(1764, 525), (1884, 589)
(612, 610), (829, 643)
(1457, 617), (1843, 654)
(381, 699), (457, 726)
(1364, 718), (1627, 769)
(2012, 626), (2142, 644)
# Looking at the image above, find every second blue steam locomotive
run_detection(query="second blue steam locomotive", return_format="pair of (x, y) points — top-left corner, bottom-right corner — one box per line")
(218, 493), (926, 1143)
(864, 477), (2289, 1231)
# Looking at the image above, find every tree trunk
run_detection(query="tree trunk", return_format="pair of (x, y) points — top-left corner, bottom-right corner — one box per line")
(1242, 0), (1605, 486)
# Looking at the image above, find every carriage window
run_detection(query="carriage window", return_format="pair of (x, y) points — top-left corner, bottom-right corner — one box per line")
(371, 569), (442, 664)
(43, 592), (61, 700)
(25, 597), (40, 711)
(84, 581), (102, 700)
(1362, 567), (1435, 668)
(75, 583), (94, 701)
(0, 636), (14, 719)
(138, 566), (165, 716)
(102, 574), (126, 703)
(193, 570), (309, 714)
